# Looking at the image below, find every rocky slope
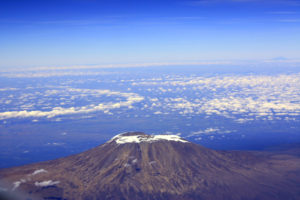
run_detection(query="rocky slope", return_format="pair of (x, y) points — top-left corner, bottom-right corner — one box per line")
(0, 132), (300, 200)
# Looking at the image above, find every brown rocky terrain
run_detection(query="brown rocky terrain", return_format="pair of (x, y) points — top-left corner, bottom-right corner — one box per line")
(0, 132), (300, 200)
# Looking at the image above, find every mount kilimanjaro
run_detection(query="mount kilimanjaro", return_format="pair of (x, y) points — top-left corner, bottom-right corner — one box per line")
(0, 132), (300, 200)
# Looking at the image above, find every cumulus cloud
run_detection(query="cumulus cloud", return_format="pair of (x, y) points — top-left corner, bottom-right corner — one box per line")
(12, 181), (22, 191)
(187, 128), (233, 137)
(136, 73), (300, 121)
(34, 180), (60, 187)
(32, 169), (48, 176)
(1, 71), (299, 123)
(9, 169), (52, 191)
(0, 88), (144, 120)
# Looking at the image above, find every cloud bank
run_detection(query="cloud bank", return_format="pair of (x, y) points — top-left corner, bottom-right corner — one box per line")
(0, 88), (144, 120)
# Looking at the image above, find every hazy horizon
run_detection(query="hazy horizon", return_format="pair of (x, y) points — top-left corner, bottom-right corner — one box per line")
(1, 0), (300, 67)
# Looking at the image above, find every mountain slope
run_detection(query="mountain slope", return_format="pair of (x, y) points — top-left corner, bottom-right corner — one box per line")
(0, 132), (300, 200)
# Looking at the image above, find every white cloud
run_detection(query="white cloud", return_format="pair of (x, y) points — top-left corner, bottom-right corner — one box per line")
(32, 169), (48, 176)
(188, 128), (233, 137)
(12, 181), (21, 191)
(1, 71), (299, 123)
(0, 88), (144, 120)
(139, 73), (300, 121)
(35, 180), (60, 187)
(235, 118), (254, 123)
(0, 88), (18, 91)
(46, 142), (65, 146)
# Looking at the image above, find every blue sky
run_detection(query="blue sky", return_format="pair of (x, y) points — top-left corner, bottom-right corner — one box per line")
(0, 0), (300, 67)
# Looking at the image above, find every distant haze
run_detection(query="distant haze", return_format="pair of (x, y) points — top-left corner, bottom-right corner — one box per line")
(1, 0), (300, 67)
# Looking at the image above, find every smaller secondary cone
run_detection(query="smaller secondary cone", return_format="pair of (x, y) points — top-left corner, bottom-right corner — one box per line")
(0, 132), (300, 200)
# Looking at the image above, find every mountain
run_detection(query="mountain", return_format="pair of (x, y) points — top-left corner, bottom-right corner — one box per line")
(0, 132), (300, 200)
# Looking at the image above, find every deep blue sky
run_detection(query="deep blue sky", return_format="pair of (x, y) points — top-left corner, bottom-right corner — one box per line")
(0, 0), (300, 67)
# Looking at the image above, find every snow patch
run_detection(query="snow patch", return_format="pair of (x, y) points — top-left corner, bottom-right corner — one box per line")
(112, 134), (188, 144)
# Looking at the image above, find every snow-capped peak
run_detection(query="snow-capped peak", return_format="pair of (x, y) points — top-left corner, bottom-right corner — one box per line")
(110, 132), (189, 144)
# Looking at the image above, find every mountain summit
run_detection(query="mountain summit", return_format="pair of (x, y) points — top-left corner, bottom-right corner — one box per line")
(1, 132), (300, 200)
(109, 131), (189, 144)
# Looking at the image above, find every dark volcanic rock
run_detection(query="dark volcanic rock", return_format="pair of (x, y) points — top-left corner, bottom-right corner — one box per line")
(0, 132), (300, 200)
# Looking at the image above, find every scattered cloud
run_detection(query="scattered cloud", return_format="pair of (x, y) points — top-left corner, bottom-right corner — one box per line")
(1, 70), (299, 124)
(0, 88), (144, 120)
(10, 169), (52, 191)
(133, 73), (300, 121)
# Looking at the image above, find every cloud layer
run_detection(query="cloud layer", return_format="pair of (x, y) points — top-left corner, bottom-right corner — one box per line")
(132, 73), (300, 122)
(0, 88), (144, 120)
(0, 71), (299, 124)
